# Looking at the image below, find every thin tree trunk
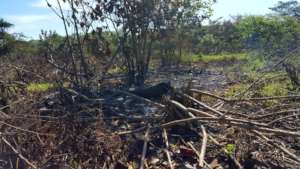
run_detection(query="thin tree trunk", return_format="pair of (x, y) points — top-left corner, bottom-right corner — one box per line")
(56, 0), (79, 85)
(70, 0), (90, 83)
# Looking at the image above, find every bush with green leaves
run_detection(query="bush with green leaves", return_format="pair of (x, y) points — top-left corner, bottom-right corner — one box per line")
(236, 15), (300, 56)
(199, 19), (244, 54)
(0, 18), (13, 56)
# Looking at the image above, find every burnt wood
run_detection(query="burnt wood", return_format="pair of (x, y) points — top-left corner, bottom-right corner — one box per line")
(130, 82), (173, 99)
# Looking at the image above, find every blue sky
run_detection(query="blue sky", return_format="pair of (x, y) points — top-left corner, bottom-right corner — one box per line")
(0, 0), (284, 39)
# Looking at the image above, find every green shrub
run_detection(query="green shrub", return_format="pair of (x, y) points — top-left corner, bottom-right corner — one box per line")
(201, 53), (248, 63)
(225, 83), (249, 97)
(26, 83), (55, 92)
(107, 66), (124, 74)
(225, 144), (236, 155)
(260, 82), (288, 97)
(180, 53), (249, 63)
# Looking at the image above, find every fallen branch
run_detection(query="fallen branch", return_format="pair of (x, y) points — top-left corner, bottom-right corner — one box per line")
(0, 99), (25, 111)
(268, 112), (300, 125)
(0, 121), (54, 136)
(199, 125), (208, 168)
(162, 129), (174, 169)
(1, 134), (37, 169)
(182, 94), (224, 116)
(190, 89), (229, 101)
(187, 142), (212, 169)
(206, 132), (243, 169)
(252, 130), (300, 163)
(190, 88), (300, 102)
(139, 126), (150, 169)
(254, 108), (300, 120)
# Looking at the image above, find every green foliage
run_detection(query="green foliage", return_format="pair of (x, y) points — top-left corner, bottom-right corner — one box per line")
(180, 53), (248, 63)
(225, 83), (248, 97)
(39, 31), (65, 51)
(201, 53), (248, 63)
(26, 82), (71, 93)
(260, 80), (291, 106)
(98, 0), (214, 85)
(225, 144), (236, 155)
(0, 18), (13, 56)
(261, 82), (289, 97)
(238, 55), (267, 81)
(270, 0), (300, 18)
(13, 40), (40, 55)
(236, 15), (300, 55)
(0, 18), (13, 32)
(199, 19), (244, 54)
(245, 57), (266, 71)
(0, 32), (42, 59)
(26, 83), (55, 92)
(107, 66), (124, 74)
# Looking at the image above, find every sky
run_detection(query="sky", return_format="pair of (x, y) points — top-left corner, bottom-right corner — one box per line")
(0, 0), (286, 39)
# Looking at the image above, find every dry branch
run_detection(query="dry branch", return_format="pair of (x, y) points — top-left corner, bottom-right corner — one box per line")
(252, 130), (300, 163)
(140, 126), (150, 169)
(182, 94), (224, 116)
(199, 125), (208, 167)
(254, 108), (300, 120)
(162, 129), (174, 169)
(190, 88), (300, 102)
(1, 134), (37, 169)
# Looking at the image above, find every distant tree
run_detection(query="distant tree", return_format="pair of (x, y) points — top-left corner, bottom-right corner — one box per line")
(270, 0), (300, 18)
(89, 0), (213, 86)
(0, 19), (12, 33)
(173, 0), (213, 59)
(157, 0), (213, 67)
(199, 18), (243, 54)
(236, 15), (300, 56)
(44, 0), (213, 86)
(0, 18), (13, 56)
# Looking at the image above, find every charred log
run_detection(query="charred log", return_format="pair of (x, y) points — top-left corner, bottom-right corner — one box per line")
(130, 82), (173, 99)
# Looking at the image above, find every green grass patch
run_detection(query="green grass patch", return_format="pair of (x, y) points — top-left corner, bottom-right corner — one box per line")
(260, 81), (290, 106)
(260, 82), (289, 97)
(107, 66), (124, 74)
(225, 83), (249, 97)
(26, 82), (71, 93)
(181, 53), (249, 63)
(201, 53), (249, 63)
(26, 83), (55, 92)
(225, 144), (236, 156)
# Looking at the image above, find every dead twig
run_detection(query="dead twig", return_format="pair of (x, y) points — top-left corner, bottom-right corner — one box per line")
(162, 129), (174, 169)
(268, 112), (300, 125)
(0, 121), (54, 136)
(190, 88), (300, 102)
(254, 108), (300, 120)
(187, 142), (212, 169)
(190, 89), (229, 101)
(140, 126), (150, 169)
(252, 130), (300, 163)
(206, 132), (243, 169)
(0, 99), (25, 111)
(182, 94), (224, 116)
(199, 125), (208, 167)
(1, 134), (37, 169)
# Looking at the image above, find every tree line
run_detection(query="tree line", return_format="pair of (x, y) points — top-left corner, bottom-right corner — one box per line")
(1, 0), (300, 86)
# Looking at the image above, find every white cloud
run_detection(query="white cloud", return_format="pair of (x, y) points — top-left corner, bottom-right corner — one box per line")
(4, 14), (65, 39)
(31, 0), (69, 10)
(6, 15), (56, 24)
(31, 0), (48, 8)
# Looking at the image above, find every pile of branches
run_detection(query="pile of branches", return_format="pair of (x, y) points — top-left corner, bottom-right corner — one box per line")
(0, 84), (300, 169)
